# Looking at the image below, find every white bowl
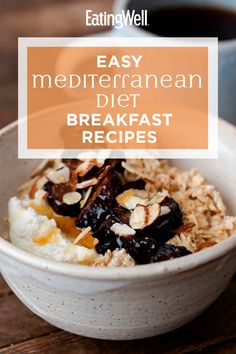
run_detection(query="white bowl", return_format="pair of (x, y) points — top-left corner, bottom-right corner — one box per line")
(0, 119), (236, 340)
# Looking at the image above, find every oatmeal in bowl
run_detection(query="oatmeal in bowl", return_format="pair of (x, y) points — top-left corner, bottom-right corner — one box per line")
(8, 158), (236, 267)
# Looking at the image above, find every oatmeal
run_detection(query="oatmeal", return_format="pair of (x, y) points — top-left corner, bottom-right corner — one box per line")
(8, 159), (236, 266)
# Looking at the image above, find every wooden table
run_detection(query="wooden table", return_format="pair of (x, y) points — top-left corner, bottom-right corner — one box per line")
(0, 1), (235, 352)
(0, 275), (236, 353)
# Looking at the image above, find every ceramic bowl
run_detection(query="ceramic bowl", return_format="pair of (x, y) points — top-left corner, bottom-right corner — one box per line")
(0, 119), (236, 340)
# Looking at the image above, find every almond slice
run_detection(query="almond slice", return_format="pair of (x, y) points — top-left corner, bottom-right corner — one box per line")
(76, 161), (95, 177)
(78, 158), (105, 168)
(129, 203), (161, 230)
(129, 205), (148, 229)
(34, 189), (48, 201)
(76, 178), (98, 189)
(149, 190), (168, 205)
(80, 186), (92, 208)
(148, 204), (161, 223)
(122, 162), (156, 184)
(53, 159), (65, 170)
(36, 175), (48, 189)
(62, 191), (82, 205)
(116, 189), (149, 210)
(74, 226), (92, 244)
(47, 166), (70, 184)
(110, 223), (136, 237)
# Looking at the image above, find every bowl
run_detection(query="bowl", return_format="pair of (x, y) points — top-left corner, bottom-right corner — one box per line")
(0, 119), (236, 340)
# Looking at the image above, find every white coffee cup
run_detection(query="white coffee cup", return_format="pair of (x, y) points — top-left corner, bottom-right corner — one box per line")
(112, 0), (236, 125)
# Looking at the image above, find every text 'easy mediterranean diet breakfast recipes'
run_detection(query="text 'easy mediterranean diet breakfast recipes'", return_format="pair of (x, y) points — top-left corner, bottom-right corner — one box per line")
(12, 38), (227, 267)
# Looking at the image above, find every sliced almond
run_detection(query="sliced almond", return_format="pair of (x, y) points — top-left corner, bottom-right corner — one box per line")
(47, 166), (70, 184)
(123, 195), (149, 210)
(62, 191), (82, 205)
(148, 204), (161, 225)
(76, 178), (98, 189)
(149, 190), (168, 205)
(80, 186), (92, 208)
(76, 161), (94, 177)
(110, 223), (136, 237)
(129, 203), (160, 230)
(53, 159), (64, 170)
(36, 175), (48, 189)
(116, 189), (149, 210)
(134, 189), (148, 198)
(129, 205), (148, 229)
(34, 189), (48, 201)
(79, 158), (106, 168)
(122, 162), (156, 184)
(74, 226), (92, 244)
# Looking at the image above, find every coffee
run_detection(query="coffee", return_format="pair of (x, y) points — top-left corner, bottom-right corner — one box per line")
(141, 6), (236, 40)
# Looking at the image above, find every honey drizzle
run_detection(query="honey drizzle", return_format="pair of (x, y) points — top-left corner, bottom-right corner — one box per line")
(31, 202), (96, 248)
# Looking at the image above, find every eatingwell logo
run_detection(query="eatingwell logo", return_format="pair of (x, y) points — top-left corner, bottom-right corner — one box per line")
(86, 9), (148, 29)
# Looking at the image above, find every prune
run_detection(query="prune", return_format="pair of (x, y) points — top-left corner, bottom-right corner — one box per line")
(44, 158), (185, 266)
(136, 197), (183, 244)
(161, 197), (183, 230)
(112, 204), (131, 225)
(94, 195), (183, 261)
(43, 181), (81, 217)
(105, 159), (124, 173)
(94, 204), (130, 255)
(76, 166), (122, 231)
(95, 218), (121, 254)
(118, 237), (191, 264)
(123, 179), (146, 191)
(120, 236), (160, 264)
(150, 244), (191, 263)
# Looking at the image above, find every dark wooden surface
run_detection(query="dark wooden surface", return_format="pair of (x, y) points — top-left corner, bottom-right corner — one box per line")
(0, 0), (236, 352)
(0, 275), (236, 353)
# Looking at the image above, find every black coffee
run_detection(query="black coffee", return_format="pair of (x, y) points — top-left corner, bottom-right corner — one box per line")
(141, 6), (236, 40)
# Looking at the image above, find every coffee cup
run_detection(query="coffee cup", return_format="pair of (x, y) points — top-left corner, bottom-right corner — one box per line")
(112, 0), (236, 125)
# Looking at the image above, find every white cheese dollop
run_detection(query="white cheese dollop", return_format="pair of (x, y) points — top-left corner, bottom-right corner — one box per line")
(8, 197), (97, 265)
